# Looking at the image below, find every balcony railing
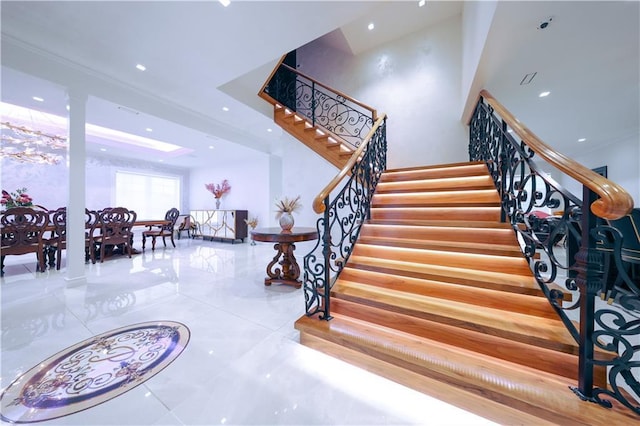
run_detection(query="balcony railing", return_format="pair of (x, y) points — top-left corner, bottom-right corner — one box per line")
(261, 62), (377, 150)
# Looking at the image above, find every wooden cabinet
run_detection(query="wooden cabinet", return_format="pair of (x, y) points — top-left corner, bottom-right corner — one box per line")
(190, 210), (248, 243)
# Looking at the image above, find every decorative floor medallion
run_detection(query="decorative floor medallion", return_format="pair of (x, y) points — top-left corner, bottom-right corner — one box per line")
(0, 320), (190, 423)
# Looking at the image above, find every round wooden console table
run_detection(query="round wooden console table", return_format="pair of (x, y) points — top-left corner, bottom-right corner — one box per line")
(251, 227), (319, 288)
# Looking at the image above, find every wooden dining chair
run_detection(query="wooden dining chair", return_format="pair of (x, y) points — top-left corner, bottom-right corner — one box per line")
(48, 208), (101, 268)
(94, 207), (137, 262)
(142, 207), (180, 250)
(0, 207), (49, 275)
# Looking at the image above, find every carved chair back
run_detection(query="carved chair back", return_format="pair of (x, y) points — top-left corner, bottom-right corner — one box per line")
(94, 207), (137, 262)
(0, 207), (49, 272)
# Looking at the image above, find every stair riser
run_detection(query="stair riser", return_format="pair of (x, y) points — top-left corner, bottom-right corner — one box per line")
(351, 244), (532, 275)
(381, 164), (490, 182)
(369, 207), (502, 222)
(372, 190), (500, 207)
(359, 224), (518, 245)
(376, 176), (495, 193)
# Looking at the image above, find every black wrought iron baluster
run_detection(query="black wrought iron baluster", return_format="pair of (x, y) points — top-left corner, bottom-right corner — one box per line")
(572, 187), (600, 400)
(311, 81), (316, 128)
(321, 197), (332, 320)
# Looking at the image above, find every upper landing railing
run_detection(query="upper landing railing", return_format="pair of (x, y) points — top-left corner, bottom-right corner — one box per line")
(259, 57), (377, 150)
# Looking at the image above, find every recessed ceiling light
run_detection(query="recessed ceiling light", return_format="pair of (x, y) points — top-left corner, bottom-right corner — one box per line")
(209, 145), (215, 149)
(539, 91), (550, 97)
(158, 159), (164, 162)
(145, 127), (153, 132)
(368, 23), (375, 31)
(66, 105), (70, 111)
(100, 148), (107, 152)
(267, 128), (273, 132)
(578, 138), (586, 142)
(32, 96), (44, 102)
(418, 0), (426, 7)
(219, 0), (230, 7)
(136, 64), (146, 71)
(222, 106), (229, 111)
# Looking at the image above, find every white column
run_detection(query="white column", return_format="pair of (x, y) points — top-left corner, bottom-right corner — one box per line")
(65, 90), (88, 286)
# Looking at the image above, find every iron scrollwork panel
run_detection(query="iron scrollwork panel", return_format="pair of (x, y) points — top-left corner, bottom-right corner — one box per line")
(302, 121), (386, 318)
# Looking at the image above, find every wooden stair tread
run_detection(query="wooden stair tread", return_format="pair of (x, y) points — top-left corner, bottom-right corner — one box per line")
(366, 217), (510, 228)
(369, 206), (502, 222)
(360, 222), (519, 243)
(372, 189), (501, 207)
(347, 254), (548, 295)
(295, 316), (635, 425)
(331, 280), (577, 353)
(351, 243), (532, 275)
(337, 267), (556, 317)
(356, 235), (525, 256)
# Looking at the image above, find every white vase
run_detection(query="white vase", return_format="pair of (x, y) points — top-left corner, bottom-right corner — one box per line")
(215, 198), (221, 209)
(279, 212), (294, 232)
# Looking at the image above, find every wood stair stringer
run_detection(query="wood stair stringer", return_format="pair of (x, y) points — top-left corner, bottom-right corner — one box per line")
(272, 104), (354, 170)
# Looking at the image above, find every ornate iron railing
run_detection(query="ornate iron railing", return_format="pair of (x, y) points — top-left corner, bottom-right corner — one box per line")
(469, 92), (639, 415)
(262, 63), (376, 150)
(302, 116), (387, 319)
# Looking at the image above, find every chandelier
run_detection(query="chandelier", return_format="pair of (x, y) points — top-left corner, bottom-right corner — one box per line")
(0, 121), (67, 165)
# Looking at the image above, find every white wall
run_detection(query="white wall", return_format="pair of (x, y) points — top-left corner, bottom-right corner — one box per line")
(460, 0), (497, 117)
(558, 136), (640, 207)
(297, 14), (468, 169)
(278, 133), (338, 229)
(1, 154), (189, 212)
(188, 130), (336, 230)
(189, 149), (271, 228)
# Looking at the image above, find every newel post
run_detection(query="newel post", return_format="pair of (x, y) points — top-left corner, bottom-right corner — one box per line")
(321, 197), (332, 321)
(573, 186), (601, 398)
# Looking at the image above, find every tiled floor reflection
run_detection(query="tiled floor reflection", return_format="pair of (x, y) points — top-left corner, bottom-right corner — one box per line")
(1, 238), (498, 425)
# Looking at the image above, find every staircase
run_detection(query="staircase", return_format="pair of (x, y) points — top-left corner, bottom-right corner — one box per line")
(272, 103), (355, 170)
(294, 162), (635, 425)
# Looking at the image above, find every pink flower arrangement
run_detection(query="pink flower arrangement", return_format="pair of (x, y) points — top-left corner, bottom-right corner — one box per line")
(205, 180), (231, 199)
(1, 188), (34, 209)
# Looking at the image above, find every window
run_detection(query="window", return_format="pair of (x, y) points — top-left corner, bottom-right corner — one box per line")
(115, 171), (180, 219)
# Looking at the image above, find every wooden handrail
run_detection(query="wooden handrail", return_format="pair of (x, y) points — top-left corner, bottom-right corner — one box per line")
(312, 114), (387, 213)
(476, 90), (633, 220)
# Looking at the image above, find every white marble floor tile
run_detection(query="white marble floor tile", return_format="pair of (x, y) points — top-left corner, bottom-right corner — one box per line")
(1, 239), (497, 425)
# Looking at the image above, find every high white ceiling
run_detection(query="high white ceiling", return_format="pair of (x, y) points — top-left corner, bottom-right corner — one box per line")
(0, 0), (461, 169)
(1, 1), (638, 170)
